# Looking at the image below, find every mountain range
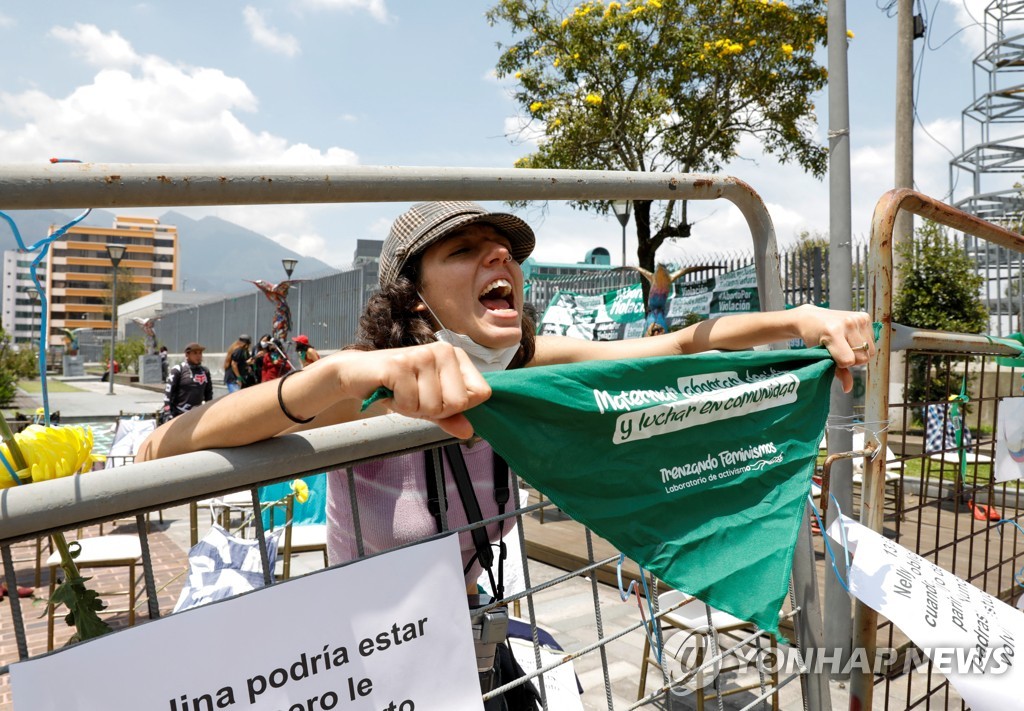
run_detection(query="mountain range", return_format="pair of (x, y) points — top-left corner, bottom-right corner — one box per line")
(0, 208), (340, 295)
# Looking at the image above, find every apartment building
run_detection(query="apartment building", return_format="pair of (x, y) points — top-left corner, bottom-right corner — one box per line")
(43, 215), (178, 347)
(1, 252), (47, 344)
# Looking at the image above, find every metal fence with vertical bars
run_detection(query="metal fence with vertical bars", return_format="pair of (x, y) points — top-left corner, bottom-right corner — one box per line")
(853, 189), (1024, 711)
(0, 165), (836, 711)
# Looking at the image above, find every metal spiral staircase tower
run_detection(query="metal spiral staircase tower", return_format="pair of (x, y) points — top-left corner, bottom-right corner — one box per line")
(949, 0), (1024, 334)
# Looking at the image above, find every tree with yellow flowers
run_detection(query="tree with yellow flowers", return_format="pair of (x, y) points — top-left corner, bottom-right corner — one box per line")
(487, 0), (828, 271)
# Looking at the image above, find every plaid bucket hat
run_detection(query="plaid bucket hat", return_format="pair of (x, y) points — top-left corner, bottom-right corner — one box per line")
(378, 201), (535, 288)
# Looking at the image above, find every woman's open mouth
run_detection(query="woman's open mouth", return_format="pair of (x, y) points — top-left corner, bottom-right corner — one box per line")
(479, 279), (516, 313)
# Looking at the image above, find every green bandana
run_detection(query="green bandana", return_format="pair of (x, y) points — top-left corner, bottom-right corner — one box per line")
(993, 332), (1024, 369)
(465, 349), (836, 635)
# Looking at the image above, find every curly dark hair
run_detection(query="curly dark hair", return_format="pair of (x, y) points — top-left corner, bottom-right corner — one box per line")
(350, 268), (535, 369)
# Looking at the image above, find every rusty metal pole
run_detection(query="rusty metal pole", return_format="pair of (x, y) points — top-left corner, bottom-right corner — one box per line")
(851, 194), (895, 710)
(854, 189), (1024, 710)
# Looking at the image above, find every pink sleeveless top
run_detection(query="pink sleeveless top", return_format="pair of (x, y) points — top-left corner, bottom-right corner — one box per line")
(326, 440), (513, 583)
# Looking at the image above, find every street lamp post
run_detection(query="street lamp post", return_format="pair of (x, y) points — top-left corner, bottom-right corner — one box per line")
(282, 258), (299, 339)
(612, 200), (632, 267)
(282, 258), (298, 279)
(106, 244), (127, 395)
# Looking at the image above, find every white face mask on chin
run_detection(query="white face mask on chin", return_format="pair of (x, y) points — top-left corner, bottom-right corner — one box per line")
(418, 292), (520, 373)
(433, 328), (520, 373)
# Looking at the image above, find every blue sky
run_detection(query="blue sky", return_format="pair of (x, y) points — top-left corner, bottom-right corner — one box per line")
(0, 1), (996, 271)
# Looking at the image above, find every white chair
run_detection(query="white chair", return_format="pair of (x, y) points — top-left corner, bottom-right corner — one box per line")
(46, 535), (142, 650)
(851, 469), (904, 520)
(927, 450), (993, 465)
(851, 432), (904, 520)
(104, 417), (157, 469)
(190, 492), (256, 546)
(637, 590), (779, 710)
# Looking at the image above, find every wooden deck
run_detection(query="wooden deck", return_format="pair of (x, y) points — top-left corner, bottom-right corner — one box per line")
(521, 496), (645, 591)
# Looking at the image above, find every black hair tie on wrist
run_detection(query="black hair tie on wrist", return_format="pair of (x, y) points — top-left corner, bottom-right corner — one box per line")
(277, 369), (315, 424)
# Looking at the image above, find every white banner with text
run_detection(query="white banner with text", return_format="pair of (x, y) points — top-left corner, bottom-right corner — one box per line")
(12, 535), (482, 711)
(828, 516), (1021, 711)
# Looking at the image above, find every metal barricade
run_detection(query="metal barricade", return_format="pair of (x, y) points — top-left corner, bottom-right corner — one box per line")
(856, 189), (1024, 710)
(0, 165), (830, 710)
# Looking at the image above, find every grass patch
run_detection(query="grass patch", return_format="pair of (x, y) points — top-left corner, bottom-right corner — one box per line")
(17, 378), (85, 394)
(816, 451), (993, 483)
(892, 457), (993, 484)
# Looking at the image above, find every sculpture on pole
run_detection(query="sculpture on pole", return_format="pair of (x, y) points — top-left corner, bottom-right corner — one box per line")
(634, 265), (708, 337)
(132, 317), (160, 355)
(57, 327), (84, 356)
(248, 279), (301, 344)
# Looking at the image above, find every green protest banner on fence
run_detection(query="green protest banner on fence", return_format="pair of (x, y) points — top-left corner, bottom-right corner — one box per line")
(539, 285), (645, 340)
(538, 264), (760, 341)
(466, 349), (835, 635)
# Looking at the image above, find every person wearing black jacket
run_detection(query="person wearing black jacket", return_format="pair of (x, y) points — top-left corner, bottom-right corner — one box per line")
(163, 342), (214, 420)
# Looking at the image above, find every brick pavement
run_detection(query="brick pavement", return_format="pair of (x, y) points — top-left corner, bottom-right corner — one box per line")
(0, 518), (190, 710)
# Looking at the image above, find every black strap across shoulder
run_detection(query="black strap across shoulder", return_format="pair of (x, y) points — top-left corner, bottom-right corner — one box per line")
(444, 444), (494, 571)
(424, 445), (510, 599)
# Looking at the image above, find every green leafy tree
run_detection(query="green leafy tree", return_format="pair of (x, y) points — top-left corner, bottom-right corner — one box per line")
(488, 0), (829, 271)
(1005, 277), (1021, 333)
(0, 328), (37, 406)
(893, 222), (988, 334)
(893, 221), (989, 413)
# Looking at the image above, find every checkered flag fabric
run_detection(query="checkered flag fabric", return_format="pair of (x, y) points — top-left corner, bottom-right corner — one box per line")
(924, 403), (974, 454)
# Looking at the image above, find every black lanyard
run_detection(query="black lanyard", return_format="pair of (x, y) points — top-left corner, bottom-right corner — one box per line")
(424, 445), (509, 599)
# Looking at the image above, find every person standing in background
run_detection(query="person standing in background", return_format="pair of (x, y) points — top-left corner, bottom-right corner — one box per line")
(159, 345), (169, 381)
(251, 334), (271, 384)
(292, 334), (320, 367)
(223, 334), (253, 392)
(163, 342), (214, 420)
(259, 337), (293, 382)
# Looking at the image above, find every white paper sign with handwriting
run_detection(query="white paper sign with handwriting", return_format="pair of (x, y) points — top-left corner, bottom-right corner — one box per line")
(828, 516), (1021, 711)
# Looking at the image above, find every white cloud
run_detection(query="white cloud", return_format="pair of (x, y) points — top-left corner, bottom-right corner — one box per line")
(237, 207), (327, 257)
(297, 0), (389, 23)
(366, 216), (393, 239)
(0, 23), (360, 261)
(0, 13), (14, 28)
(284, 231), (329, 259)
(503, 115), (545, 148)
(527, 210), (624, 265)
(243, 6), (300, 57)
(941, 0), (988, 54)
(49, 23), (139, 68)
(170, 204), (333, 264)
(654, 114), (968, 264)
(0, 24), (357, 167)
